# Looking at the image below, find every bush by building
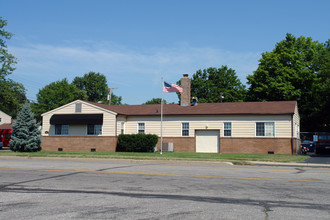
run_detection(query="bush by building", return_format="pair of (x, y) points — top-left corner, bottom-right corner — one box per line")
(117, 134), (158, 152)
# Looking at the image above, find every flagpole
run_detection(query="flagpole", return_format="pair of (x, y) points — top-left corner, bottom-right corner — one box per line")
(160, 77), (164, 155)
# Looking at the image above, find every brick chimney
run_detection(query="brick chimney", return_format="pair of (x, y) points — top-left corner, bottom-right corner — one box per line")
(180, 74), (191, 106)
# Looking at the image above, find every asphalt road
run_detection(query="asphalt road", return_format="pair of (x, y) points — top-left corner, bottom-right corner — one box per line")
(304, 153), (330, 164)
(1, 158), (330, 220)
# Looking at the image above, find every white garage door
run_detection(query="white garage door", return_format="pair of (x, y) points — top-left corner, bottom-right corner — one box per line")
(196, 130), (219, 153)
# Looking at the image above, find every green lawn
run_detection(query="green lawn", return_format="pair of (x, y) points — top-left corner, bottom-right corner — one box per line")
(0, 150), (308, 164)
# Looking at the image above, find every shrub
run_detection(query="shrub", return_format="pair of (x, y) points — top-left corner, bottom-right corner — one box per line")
(117, 134), (158, 152)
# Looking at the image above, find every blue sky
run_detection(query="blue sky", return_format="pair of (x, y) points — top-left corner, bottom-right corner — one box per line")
(1, 0), (329, 104)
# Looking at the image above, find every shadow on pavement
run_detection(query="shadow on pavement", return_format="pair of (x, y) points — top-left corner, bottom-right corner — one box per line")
(304, 153), (330, 164)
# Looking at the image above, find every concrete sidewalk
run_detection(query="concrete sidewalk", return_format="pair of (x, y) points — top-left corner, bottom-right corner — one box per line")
(249, 161), (330, 168)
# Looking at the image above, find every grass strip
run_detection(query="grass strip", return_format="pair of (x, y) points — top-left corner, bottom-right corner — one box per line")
(0, 150), (308, 164)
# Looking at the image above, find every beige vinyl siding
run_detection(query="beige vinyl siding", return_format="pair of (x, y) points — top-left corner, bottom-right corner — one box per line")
(42, 114), (52, 136)
(116, 116), (127, 135)
(292, 104), (300, 138)
(42, 101), (117, 136)
(0, 111), (11, 125)
(125, 116), (160, 134)
(102, 113), (116, 136)
(124, 115), (293, 138)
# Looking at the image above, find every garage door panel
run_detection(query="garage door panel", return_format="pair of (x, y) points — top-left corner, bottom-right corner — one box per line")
(196, 130), (219, 153)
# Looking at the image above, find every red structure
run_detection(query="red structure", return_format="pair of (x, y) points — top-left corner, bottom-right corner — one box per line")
(0, 123), (12, 147)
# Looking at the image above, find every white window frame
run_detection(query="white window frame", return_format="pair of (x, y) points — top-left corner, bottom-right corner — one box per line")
(223, 122), (232, 137)
(137, 122), (145, 134)
(256, 122), (275, 137)
(87, 124), (102, 136)
(121, 122), (125, 134)
(181, 122), (189, 136)
(55, 124), (69, 135)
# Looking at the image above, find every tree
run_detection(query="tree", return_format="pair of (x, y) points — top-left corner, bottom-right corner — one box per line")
(246, 33), (328, 131)
(0, 79), (26, 117)
(32, 78), (87, 117)
(72, 71), (122, 104)
(181, 66), (246, 103)
(0, 17), (26, 117)
(9, 102), (41, 152)
(309, 40), (330, 131)
(143, 98), (167, 105)
(0, 17), (17, 79)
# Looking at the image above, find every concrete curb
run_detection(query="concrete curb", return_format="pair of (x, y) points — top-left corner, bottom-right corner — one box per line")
(0, 155), (234, 166)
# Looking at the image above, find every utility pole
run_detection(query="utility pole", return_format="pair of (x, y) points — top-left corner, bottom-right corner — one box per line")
(107, 88), (118, 105)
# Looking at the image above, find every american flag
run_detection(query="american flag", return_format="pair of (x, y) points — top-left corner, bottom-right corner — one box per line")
(163, 81), (183, 93)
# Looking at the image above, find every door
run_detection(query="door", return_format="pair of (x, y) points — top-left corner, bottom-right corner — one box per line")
(196, 130), (219, 153)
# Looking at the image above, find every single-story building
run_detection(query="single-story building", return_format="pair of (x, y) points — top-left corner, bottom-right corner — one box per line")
(41, 75), (300, 154)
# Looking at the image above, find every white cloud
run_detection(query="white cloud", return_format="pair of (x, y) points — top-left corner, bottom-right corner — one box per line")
(9, 41), (260, 104)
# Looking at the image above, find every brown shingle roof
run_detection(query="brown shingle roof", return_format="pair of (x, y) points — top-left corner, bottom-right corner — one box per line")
(86, 101), (297, 116)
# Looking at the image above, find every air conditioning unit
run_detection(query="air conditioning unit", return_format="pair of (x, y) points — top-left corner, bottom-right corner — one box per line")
(163, 142), (174, 152)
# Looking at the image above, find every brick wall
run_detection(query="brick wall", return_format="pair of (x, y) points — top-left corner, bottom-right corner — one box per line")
(220, 137), (297, 154)
(41, 136), (297, 154)
(41, 136), (117, 152)
(156, 137), (195, 152)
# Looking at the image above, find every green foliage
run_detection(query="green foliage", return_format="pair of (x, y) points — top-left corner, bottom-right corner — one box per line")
(117, 134), (158, 152)
(246, 33), (329, 131)
(180, 66), (246, 103)
(0, 17), (17, 79)
(309, 40), (330, 131)
(0, 79), (27, 117)
(72, 72), (107, 102)
(32, 78), (87, 117)
(143, 98), (167, 105)
(72, 71), (122, 105)
(9, 102), (41, 152)
(0, 17), (26, 117)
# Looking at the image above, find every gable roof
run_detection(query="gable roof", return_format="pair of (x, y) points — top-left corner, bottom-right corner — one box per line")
(41, 99), (118, 116)
(85, 101), (297, 116)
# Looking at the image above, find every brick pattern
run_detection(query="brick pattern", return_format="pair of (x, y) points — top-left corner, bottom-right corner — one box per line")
(220, 137), (297, 154)
(180, 77), (191, 106)
(41, 136), (297, 154)
(156, 137), (195, 152)
(41, 136), (117, 152)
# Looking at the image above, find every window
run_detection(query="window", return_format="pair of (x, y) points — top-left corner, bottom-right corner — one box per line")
(182, 122), (189, 136)
(138, 123), (145, 134)
(87, 124), (102, 135)
(75, 103), (82, 112)
(0, 118), (2, 122)
(224, 122), (232, 136)
(55, 125), (69, 135)
(121, 122), (125, 134)
(256, 122), (274, 137)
